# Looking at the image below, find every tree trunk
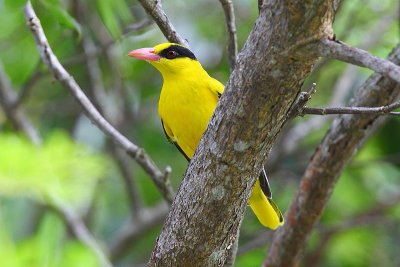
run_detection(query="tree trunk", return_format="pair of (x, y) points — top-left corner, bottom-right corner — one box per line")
(148, 1), (340, 266)
(264, 43), (400, 267)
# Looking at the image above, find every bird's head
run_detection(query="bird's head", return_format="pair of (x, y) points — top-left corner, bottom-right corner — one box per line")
(128, 43), (202, 76)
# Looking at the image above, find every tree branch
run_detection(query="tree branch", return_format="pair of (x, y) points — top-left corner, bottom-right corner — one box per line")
(277, 11), (396, 159)
(23, 1), (175, 203)
(318, 39), (400, 84)
(286, 83), (317, 120)
(2, 38), (111, 266)
(109, 203), (168, 262)
(237, 231), (273, 256)
(264, 43), (400, 267)
(301, 103), (400, 116)
(136, 0), (187, 45)
(289, 84), (400, 117)
(64, 18), (153, 68)
(0, 62), (42, 145)
(79, 27), (145, 216)
(11, 64), (43, 110)
(148, 1), (337, 266)
(218, 0), (238, 70)
(304, 196), (400, 267)
(48, 197), (113, 267)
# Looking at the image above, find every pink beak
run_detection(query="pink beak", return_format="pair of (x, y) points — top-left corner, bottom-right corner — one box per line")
(128, 47), (160, 61)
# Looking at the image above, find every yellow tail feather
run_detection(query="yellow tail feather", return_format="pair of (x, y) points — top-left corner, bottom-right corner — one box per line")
(249, 179), (284, 229)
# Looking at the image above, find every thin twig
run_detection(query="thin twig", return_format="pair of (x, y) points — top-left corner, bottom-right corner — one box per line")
(318, 39), (400, 84)
(64, 18), (153, 68)
(23, 1), (175, 203)
(1, 63), (110, 265)
(81, 34), (108, 110)
(279, 12), (397, 158)
(136, 0), (187, 45)
(0, 60), (45, 239)
(237, 231), (273, 256)
(80, 31), (144, 215)
(219, 0), (238, 70)
(301, 104), (400, 116)
(0, 62), (42, 145)
(298, 97), (400, 116)
(288, 85), (400, 118)
(109, 203), (169, 262)
(48, 197), (113, 267)
(111, 146), (144, 215)
(11, 64), (43, 109)
(304, 195), (400, 267)
(287, 83), (317, 120)
(123, 18), (154, 34)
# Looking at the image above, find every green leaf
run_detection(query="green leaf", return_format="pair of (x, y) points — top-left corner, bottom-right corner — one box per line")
(96, 0), (133, 39)
(39, 0), (82, 38)
(3, 0), (27, 11)
(96, 0), (122, 38)
(0, 212), (98, 267)
(0, 131), (108, 208)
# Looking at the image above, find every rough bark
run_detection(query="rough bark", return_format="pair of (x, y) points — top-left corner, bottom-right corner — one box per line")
(148, 1), (338, 266)
(264, 44), (400, 267)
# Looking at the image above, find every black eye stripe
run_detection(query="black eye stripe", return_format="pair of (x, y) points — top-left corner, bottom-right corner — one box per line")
(159, 45), (197, 60)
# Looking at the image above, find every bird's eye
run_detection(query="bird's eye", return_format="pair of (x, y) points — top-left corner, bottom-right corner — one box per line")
(166, 50), (178, 59)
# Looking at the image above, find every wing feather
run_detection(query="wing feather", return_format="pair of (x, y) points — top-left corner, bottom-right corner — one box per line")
(161, 120), (190, 162)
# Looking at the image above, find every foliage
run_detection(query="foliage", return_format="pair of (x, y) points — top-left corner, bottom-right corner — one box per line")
(0, 132), (107, 207)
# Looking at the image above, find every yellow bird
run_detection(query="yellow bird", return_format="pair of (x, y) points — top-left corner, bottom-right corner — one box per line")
(128, 42), (284, 229)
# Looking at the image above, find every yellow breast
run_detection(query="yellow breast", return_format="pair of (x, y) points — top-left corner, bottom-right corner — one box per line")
(159, 76), (220, 158)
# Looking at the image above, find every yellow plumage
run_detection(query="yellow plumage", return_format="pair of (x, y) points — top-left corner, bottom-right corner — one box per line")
(128, 42), (284, 229)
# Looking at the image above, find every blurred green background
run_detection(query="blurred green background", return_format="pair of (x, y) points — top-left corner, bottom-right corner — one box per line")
(0, 0), (399, 266)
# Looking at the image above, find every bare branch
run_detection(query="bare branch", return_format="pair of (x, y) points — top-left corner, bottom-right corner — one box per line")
(64, 18), (153, 68)
(23, 1), (175, 203)
(123, 18), (154, 34)
(11, 65), (43, 109)
(2, 36), (111, 266)
(111, 146), (144, 215)
(304, 196), (400, 267)
(301, 102), (400, 116)
(0, 62), (42, 145)
(318, 39), (400, 84)
(288, 84), (400, 117)
(136, 0), (187, 45)
(286, 83), (317, 119)
(237, 231), (273, 256)
(264, 44), (400, 267)
(49, 197), (113, 267)
(109, 203), (168, 262)
(78, 22), (144, 215)
(278, 11), (396, 158)
(219, 0), (238, 70)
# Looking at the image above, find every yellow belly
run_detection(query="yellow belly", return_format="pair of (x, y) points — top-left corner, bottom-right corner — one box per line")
(158, 79), (219, 159)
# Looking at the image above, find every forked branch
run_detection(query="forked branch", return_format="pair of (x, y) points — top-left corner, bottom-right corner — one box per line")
(23, 1), (174, 203)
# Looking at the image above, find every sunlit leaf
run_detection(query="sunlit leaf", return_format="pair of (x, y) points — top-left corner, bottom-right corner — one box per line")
(0, 131), (108, 208)
(0, 213), (98, 267)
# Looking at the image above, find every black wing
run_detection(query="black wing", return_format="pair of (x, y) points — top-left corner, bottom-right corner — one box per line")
(161, 120), (190, 162)
(259, 167), (272, 199)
